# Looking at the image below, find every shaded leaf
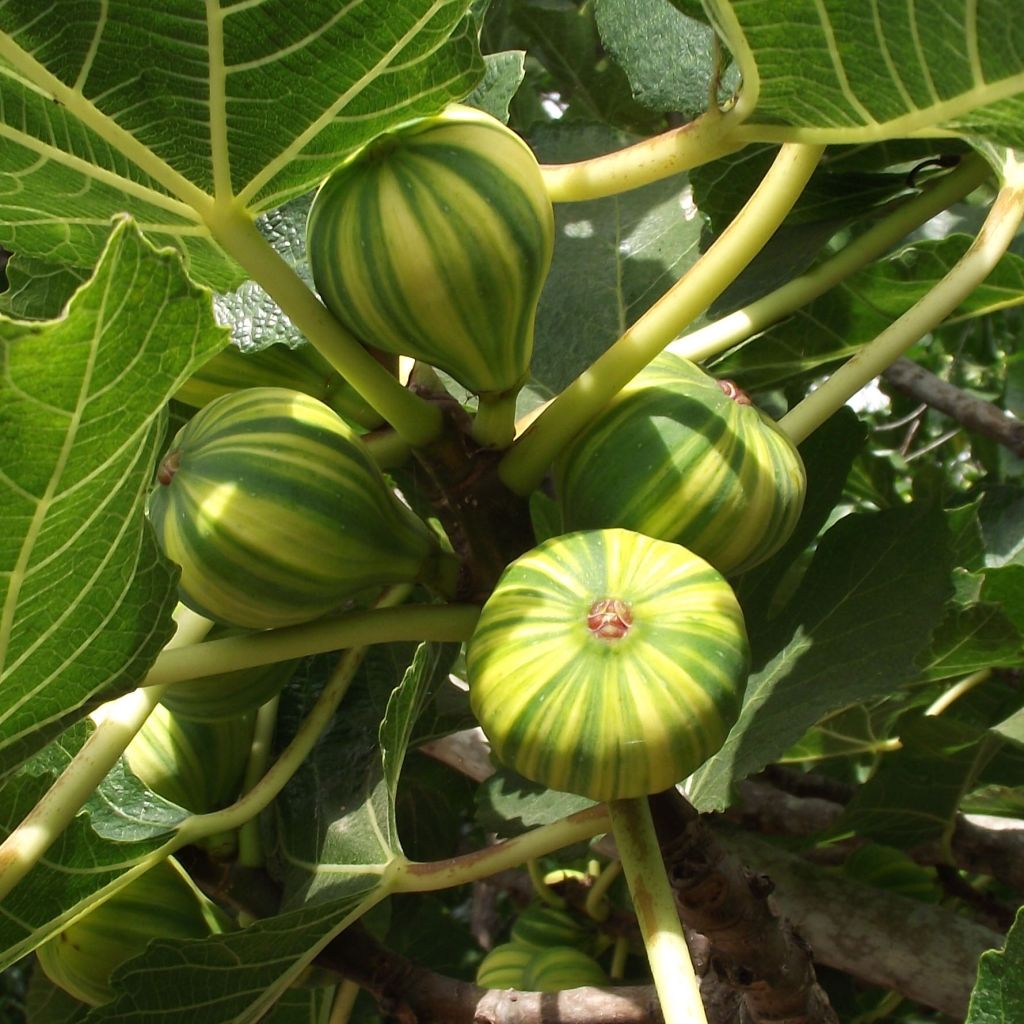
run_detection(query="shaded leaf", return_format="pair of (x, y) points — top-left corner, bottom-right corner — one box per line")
(966, 908), (1024, 1024)
(714, 236), (1024, 391)
(833, 716), (998, 849)
(918, 603), (1024, 682)
(476, 767), (595, 838)
(595, 0), (724, 118)
(690, 504), (952, 810)
(0, 220), (226, 773)
(523, 122), (701, 409)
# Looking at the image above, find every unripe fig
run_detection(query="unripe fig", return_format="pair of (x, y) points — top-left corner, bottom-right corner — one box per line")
(467, 529), (749, 801)
(522, 945), (609, 992)
(148, 387), (458, 628)
(306, 104), (554, 401)
(123, 703), (254, 813)
(175, 341), (382, 430)
(510, 904), (597, 954)
(556, 353), (806, 575)
(475, 942), (535, 989)
(35, 857), (229, 1006)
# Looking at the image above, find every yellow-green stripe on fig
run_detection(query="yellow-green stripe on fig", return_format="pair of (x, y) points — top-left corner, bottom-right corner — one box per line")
(148, 387), (454, 629)
(467, 529), (749, 802)
(556, 353), (806, 576)
(307, 104), (554, 400)
(476, 942), (535, 989)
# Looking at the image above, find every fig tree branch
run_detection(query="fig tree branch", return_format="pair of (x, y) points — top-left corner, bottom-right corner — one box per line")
(650, 792), (840, 1024)
(882, 357), (1024, 456)
(718, 827), (1002, 1019)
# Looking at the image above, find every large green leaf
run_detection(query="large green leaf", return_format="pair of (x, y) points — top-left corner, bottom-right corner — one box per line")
(690, 503), (952, 810)
(718, 0), (1024, 147)
(0, 220), (226, 773)
(0, 1), (482, 290)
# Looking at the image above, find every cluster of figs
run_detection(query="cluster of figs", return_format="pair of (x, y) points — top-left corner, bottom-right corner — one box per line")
(39, 104), (806, 1003)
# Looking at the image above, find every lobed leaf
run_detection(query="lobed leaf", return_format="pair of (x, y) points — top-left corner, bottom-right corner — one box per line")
(0, 1), (482, 290)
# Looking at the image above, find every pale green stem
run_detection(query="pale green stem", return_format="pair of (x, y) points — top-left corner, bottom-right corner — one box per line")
(471, 391), (519, 450)
(527, 858), (567, 908)
(393, 804), (613, 893)
(541, 109), (745, 203)
(925, 669), (992, 717)
(609, 935), (630, 980)
(202, 203), (443, 447)
(608, 797), (706, 1024)
(236, 693), (281, 868)
(669, 154), (993, 365)
(328, 979), (362, 1024)
(584, 858), (623, 922)
(144, 604), (481, 689)
(499, 143), (826, 495)
(176, 642), (368, 845)
(0, 609), (212, 902)
(779, 180), (1024, 445)
(360, 428), (411, 470)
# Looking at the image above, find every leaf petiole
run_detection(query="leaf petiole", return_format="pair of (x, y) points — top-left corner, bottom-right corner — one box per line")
(779, 167), (1024, 445)
(499, 142), (826, 495)
(202, 204), (444, 448)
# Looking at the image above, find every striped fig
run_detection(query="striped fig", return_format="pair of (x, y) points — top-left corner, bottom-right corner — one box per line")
(306, 104), (554, 403)
(556, 353), (806, 576)
(467, 529), (749, 801)
(147, 387), (458, 628)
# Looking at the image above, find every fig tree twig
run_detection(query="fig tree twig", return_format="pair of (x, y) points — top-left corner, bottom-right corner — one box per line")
(882, 357), (1024, 456)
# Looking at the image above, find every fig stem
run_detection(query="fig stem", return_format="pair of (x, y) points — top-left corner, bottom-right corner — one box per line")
(779, 169), (1024, 446)
(237, 692), (282, 868)
(527, 857), (567, 908)
(540, 109), (744, 203)
(608, 796), (708, 1024)
(471, 390), (519, 450)
(498, 143), (825, 497)
(144, 604), (481, 689)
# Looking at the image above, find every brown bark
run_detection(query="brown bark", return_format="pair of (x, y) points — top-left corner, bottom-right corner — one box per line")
(882, 357), (1024, 456)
